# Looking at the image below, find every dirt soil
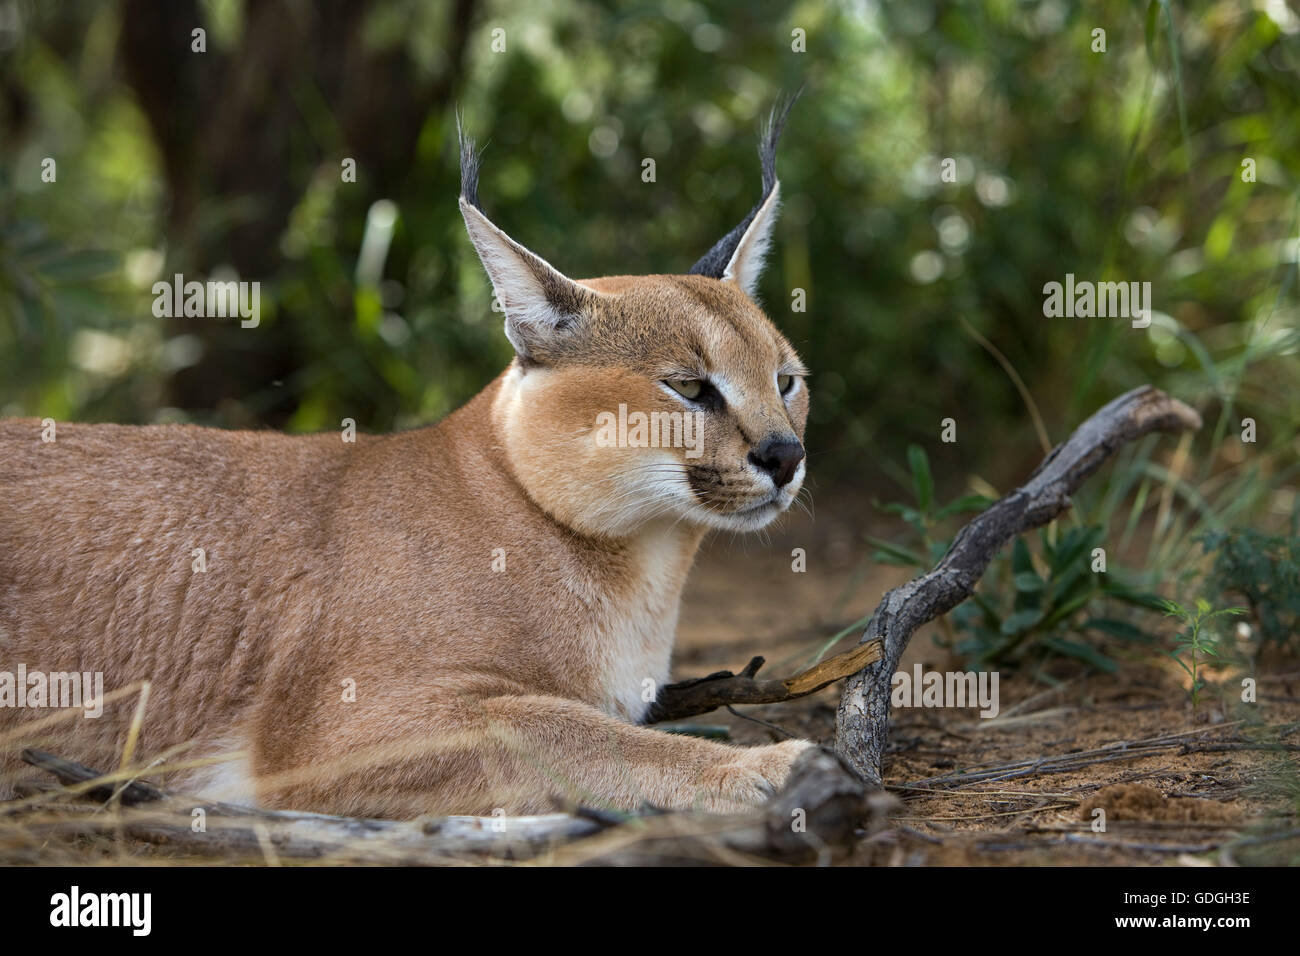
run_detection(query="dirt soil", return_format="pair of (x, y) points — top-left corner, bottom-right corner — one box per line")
(672, 504), (1300, 866)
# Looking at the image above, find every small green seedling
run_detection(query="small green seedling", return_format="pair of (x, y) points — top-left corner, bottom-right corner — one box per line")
(1160, 597), (1247, 710)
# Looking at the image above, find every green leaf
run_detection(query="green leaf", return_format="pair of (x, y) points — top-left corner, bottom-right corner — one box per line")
(1040, 586), (1096, 631)
(1013, 571), (1045, 592)
(907, 444), (933, 514)
(1049, 525), (1102, 576)
(36, 249), (119, 281)
(1205, 606), (1248, 621)
(1011, 537), (1035, 577)
(1043, 636), (1118, 673)
(1049, 563), (1090, 605)
(1160, 0), (1192, 171)
(968, 590), (1002, 625)
(868, 537), (924, 567)
(1144, 0), (1160, 66)
(876, 501), (926, 536)
(1082, 618), (1148, 642)
(934, 494), (994, 520)
(1128, 593), (1182, 614)
(879, 502), (921, 522)
(1001, 608), (1042, 635)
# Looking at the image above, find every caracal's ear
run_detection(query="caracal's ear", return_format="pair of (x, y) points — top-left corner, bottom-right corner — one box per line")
(688, 90), (801, 299)
(457, 117), (597, 361)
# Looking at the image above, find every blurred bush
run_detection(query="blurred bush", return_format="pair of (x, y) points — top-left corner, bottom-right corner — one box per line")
(1, 0), (1297, 504)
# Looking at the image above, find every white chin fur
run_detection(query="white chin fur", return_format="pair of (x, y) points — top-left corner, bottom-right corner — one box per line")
(695, 499), (788, 532)
(628, 461), (804, 535)
(687, 469), (804, 532)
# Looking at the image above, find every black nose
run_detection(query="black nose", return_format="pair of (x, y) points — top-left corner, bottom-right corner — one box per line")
(748, 437), (805, 488)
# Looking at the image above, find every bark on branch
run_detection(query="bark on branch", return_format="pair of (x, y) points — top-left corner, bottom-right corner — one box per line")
(835, 385), (1201, 784)
(16, 747), (603, 862)
(17, 747), (889, 864)
(647, 640), (882, 723)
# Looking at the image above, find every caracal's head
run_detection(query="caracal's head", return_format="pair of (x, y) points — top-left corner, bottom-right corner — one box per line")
(459, 96), (809, 539)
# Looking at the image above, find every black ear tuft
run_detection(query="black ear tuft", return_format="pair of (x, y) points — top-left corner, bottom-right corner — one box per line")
(457, 111), (485, 213)
(688, 88), (802, 280)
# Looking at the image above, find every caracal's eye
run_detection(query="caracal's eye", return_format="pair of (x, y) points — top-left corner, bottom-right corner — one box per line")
(666, 379), (703, 400)
(777, 374), (794, 395)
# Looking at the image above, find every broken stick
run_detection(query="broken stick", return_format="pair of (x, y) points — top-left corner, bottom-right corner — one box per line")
(646, 640), (881, 723)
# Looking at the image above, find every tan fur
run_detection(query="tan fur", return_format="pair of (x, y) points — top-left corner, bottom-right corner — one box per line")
(1, 212), (813, 818)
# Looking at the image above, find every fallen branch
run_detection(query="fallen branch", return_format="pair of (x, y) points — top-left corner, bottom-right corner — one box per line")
(15, 746), (892, 864)
(539, 748), (897, 865)
(902, 724), (1246, 790)
(837, 385), (1201, 784)
(647, 640), (881, 723)
(16, 748), (605, 863)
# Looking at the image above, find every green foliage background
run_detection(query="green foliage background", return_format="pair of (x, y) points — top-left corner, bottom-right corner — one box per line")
(2, 0), (1297, 503)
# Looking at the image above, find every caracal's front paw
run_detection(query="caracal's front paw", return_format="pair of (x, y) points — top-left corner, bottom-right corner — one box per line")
(697, 739), (816, 813)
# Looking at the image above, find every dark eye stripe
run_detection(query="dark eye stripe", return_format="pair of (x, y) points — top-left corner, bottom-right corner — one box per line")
(694, 380), (725, 410)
